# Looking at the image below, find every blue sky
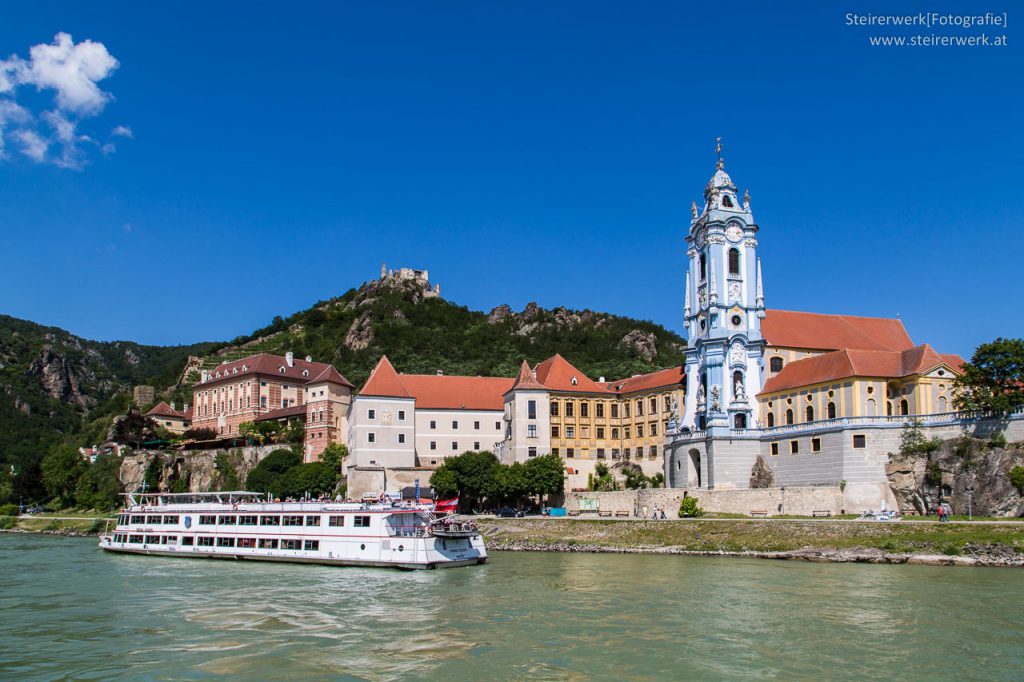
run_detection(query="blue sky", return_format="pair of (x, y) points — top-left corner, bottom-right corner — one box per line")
(1, 1), (1020, 358)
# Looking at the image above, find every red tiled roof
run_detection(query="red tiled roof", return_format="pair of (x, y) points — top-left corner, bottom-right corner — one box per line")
(255, 404), (308, 422)
(762, 310), (914, 352)
(200, 353), (345, 387)
(941, 353), (967, 373)
(759, 344), (961, 394)
(309, 365), (355, 388)
(399, 375), (515, 410)
(145, 401), (188, 419)
(533, 354), (612, 393)
(510, 360), (545, 390)
(609, 366), (686, 394)
(359, 355), (414, 399)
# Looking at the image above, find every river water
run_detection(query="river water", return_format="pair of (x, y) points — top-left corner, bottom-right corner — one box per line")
(1, 535), (1022, 681)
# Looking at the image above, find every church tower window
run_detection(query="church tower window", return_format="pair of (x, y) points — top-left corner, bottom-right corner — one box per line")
(785, 409), (794, 425)
(728, 248), (740, 275)
(806, 406), (814, 422)
(722, 195), (734, 208)
(827, 402), (836, 419)
(899, 399), (909, 416)
(734, 413), (746, 429)
(699, 253), (707, 281)
(767, 412), (775, 427)
(770, 357), (784, 373)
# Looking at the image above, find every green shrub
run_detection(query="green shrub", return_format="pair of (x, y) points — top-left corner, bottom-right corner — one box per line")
(925, 461), (943, 486)
(678, 496), (704, 518)
(0, 515), (16, 530)
(0, 503), (19, 516)
(989, 431), (1008, 449)
(1009, 466), (1024, 495)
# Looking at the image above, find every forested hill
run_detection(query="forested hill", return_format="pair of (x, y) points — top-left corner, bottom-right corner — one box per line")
(0, 314), (217, 498)
(0, 275), (685, 502)
(215, 275), (687, 388)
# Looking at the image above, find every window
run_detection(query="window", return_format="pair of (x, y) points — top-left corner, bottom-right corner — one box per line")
(260, 515), (280, 526)
(181, 536), (194, 546)
(597, 448), (606, 459)
(811, 438), (822, 452)
(528, 425), (537, 438)
(451, 441), (458, 450)
(611, 428), (619, 439)
(495, 421), (501, 430)
(304, 540), (320, 551)
(131, 515), (146, 524)
(650, 397), (657, 413)
(899, 399), (909, 416)
(650, 422), (657, 436)
(474, 441), (480, 450)
(528, 400), (537, 419)
(329, 516), (345, 527)
(550, 402), (560, 417)
(354, 516), (370, 527)
(565, 402), (575, 417)
(596, 426), (604, 439)
(580, 402), (589, 418)
(551, 426), (560, 438)
(767, 412), (775, 427)
(430, 420), (437, 429)
(528, 447), (537, 458)
(827, 402), (836, 419)
(217, 515), (236, 525)
(398, 433), (406, 444)
(566, 426), (575, 438)
(806, 406), (814, 422)
(305, 515), (320, 526)
(282, 539), (302, 550)
(197, 536), (214, 547)
(552, 448), (559, 456)
(566, 448), (575, 458)
(636, 400), (643, 416)
(146, 535), (162, 544)
(147, 515), (163, 525)
(430, 441), (437, 450)
(853, 434), (866, 449)
(734, 413), (747, 429)
(700, 252), (707, 280)
(239, 515), (258, 526)
(596, 403), (604, 418)
(771, 442), (779, 456)
(637, 424), (644, 437)
(790, 440), (799, 454)
(624, 426), (631, 439)
(728, 248), (740, 275)
(398, 410), (406, 421)
(368, 432), (376, 443)
(474, 421), (480, 430)
(261, 396), (267, 408)
(259, 538), (278, 549)
(237, 538), (256, 549)
(785, 409), (794, 425)
(770, 357), (784, 373)
(283, 515), (304, 526)
(624, 403), (631, 418)
(369, 409), (377, 420)
(217, 537), (235, 547)
(452, 420), (459, 429)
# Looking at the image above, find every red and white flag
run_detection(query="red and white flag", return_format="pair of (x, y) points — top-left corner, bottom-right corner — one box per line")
(435, 497), (459, 513)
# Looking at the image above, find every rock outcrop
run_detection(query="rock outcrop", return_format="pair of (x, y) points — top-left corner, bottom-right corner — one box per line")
(119, 446), (281, 494)
(619, 330), (658, 362)
(25, 345), (91, 407)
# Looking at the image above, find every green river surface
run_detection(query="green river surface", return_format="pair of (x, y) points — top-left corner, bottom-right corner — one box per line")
(1, 535), (1022, 681)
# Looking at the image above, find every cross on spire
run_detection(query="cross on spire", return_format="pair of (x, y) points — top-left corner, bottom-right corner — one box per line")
(715, 137), (724, 170)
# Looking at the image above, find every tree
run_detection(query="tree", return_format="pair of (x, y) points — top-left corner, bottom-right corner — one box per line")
(275, 462), (337, 499)
(493, 462), (530, 507)
(428, 451), (501, 511)
(239, 421), (281, 445)
(74, 454), (123, 510)
(590, 462), (616, 491)
(245, 449), (302, 493)
(40, 444), (84, 508)
(1009, 466), (1024, 495)
(282, 420), (306, 445)
(321, 443), (348, 473)
(899, 419), (942, 456)
(144, 455), (164, 492)
(678, 496), (704, 518)
(183, 427), (217, 441)
(112, 409), (161, 449)
(954, 337), (1024, 414)
(214, 450), (243, 491)
(524, 453), (565, 500)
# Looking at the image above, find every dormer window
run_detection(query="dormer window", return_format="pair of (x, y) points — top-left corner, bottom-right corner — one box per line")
(571, 376), (578, 386)
(722, 195), (734, 208)
(302, 370), (309, 377)
(279, 366), (286, 373)
(241, 364), (248, 371)
(232, 368), (237, 374)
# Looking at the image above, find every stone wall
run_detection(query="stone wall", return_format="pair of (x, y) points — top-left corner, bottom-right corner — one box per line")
(564, 484), (886, 518)
(119, 445), (281, 494)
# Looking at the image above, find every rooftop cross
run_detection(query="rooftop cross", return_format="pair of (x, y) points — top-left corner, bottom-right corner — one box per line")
(715, 137), (724, 170)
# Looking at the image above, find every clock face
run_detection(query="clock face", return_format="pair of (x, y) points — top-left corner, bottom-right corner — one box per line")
(726, 225), (743, 242)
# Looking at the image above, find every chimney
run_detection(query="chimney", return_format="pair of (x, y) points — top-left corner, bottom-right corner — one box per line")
(170, 402), (176, 411)
(184, 403), (190, 411)
(285, 352), (294, 367)
(305, 355), (312, 363)
(598, 376), (605, 383)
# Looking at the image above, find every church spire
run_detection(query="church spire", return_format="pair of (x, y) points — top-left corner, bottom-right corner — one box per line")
(756, 258), (765, 309)
(684, 270), (691, 317)
(716, 136), (724, 170)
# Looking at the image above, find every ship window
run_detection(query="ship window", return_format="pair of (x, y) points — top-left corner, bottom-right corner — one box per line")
(147, 515), (162, 525)
(237, 538), (257, 548)
(129, 534), (144, 544)
(304, 540), (319, 551)
(260, 515), (280, 526)
(197, 537), (215, 547)
(282, 539), (302, 550)
(283, 515), (303, 526)
(163, 515), (179, 524)
(238, 515), (257, 526)
(199, 515), (216, 525)
(217, 515), (236, 525)
(328, 516), (345, 527)
(259, 538), (278, 549)
(354, 515), (371, 528)
(131, 515), (146, 524)
(146, 535), (161, 544)
(216, 537), (235, 547)
(181, 536), (194, 546)
(305, 515), (320, 526)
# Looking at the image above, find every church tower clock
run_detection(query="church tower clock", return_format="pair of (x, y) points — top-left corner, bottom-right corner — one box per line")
(680, 140), (766, 432)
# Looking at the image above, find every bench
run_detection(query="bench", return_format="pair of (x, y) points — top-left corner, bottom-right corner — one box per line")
(598, 510), (612, 517)
(811, 510), (832, 518)
(750, 509), (768, 518)
(614, 510), (630, 517)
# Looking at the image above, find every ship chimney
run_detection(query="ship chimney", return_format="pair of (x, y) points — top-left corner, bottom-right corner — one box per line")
(285, 352), (294, 368)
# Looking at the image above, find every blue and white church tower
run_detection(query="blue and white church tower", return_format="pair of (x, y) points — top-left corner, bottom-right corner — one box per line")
(680, 142), (766, 433)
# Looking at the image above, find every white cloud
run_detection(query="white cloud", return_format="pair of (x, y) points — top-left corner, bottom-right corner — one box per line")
(0, 32), (125, 168)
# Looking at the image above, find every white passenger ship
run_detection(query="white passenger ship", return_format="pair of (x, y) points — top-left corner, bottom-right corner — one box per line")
(99, 491), (487, 569)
